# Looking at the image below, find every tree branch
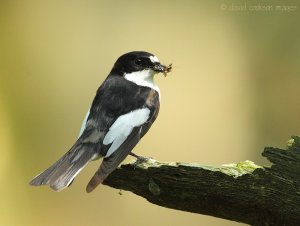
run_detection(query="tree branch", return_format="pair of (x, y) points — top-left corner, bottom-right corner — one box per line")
(103, 136), (300, 226)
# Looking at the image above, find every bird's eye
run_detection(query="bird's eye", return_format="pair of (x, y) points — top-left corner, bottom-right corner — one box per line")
(135, 58), (143, 66)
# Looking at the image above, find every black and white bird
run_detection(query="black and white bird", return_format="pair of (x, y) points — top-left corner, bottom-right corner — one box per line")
(30, 51), (171, 193)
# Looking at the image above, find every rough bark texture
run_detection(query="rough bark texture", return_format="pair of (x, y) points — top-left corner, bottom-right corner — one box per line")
(103, 136), (300, 226)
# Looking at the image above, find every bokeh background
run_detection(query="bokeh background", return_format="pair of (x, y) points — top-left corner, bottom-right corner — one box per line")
(0, 0), (299, 225)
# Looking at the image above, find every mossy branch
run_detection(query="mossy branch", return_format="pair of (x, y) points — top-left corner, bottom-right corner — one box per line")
(103, 136), (300, 226)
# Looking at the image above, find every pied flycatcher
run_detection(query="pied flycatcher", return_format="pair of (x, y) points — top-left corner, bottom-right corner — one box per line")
(29, 51), (171, 193)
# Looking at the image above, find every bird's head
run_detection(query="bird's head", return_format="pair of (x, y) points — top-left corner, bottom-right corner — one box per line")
(110, 51), (172, 78)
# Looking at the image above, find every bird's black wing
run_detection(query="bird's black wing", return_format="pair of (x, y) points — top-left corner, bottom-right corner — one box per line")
(82, 75), (159, 154)
(30, 75), (158, 192)
(84, 77), (160, 192)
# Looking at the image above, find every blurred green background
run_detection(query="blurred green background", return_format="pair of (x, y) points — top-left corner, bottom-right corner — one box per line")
(0, 0), (299, 225)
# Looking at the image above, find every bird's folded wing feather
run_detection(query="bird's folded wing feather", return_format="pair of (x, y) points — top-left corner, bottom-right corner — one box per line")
(79, 76), (160, 192)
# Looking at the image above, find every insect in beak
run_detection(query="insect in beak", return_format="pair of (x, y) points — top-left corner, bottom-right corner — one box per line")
(163, 64), (172, 77)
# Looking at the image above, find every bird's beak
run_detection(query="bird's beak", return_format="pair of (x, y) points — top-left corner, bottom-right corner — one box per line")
(153, 63), (166, 73)
(152, 63), (172, 77)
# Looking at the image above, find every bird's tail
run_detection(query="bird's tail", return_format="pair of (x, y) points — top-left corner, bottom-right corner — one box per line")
(86, 160), (110, 193)
(86, 144), (134, 193)
(29, 142), (97, 191)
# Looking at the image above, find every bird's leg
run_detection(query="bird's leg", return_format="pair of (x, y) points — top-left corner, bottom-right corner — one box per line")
(129, 152), (150, 167)
(129, 152), (142, 159)
(129, 152), (149, 161)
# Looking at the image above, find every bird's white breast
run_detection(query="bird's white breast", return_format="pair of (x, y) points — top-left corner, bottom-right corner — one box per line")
(124, 70), (161, 99)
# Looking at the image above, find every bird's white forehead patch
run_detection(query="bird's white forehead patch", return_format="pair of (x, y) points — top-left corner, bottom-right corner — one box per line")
(149, 55), (160, 63)
(103, 108), (151, 157)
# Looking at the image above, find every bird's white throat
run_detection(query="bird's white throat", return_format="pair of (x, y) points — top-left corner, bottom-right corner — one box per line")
(124, 70), (161, 98)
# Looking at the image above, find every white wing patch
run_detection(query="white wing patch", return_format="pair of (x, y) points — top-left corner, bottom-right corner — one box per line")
(78, 108), (90, 137)
(103, 108), (150, 158)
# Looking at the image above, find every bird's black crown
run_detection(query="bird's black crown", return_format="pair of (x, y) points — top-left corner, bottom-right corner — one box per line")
(110, 51), (163, 75)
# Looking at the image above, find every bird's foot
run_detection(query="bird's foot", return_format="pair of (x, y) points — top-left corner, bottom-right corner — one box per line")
(129, 152), (151, 168)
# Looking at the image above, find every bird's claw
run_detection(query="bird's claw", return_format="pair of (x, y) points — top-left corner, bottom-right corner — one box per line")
(130, 152), (151, 169)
